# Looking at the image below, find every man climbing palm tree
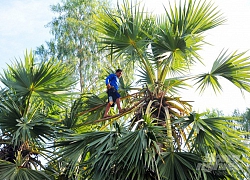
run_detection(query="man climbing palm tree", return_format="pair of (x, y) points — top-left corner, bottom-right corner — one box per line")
(103, 69), (124, 118)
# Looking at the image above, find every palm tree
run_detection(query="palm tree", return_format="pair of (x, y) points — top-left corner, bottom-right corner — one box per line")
(53, 0), (250, 179)
(0, 51), (76, 179)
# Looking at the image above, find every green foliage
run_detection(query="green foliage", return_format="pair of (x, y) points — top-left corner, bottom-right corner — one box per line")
(243, 108), (250, 138)
(0, 159), (51, 180)
(0, 51), (76, 179)
(56, 110), (250, 179)
(195, 50), (250, 94)
(1, 0), (250, 179)
(57, 0), (249, 179)
(204, 108), (224, 118)
(231, 108), (250, 139)
(1, 50), (76, 104)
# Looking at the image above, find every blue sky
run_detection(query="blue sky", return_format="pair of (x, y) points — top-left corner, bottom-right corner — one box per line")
(0, 0), (59, 69)
(1, 0), (250, 114)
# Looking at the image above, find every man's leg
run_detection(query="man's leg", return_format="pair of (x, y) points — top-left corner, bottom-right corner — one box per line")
(104, 103), (111, 117)
(116, 98), (123, 113)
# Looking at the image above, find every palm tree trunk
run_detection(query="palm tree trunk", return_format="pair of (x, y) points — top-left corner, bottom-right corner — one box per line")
(164, 107), (173, 151)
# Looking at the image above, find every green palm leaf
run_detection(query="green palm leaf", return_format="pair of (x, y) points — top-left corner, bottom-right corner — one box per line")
(166, 0), (225, 35)
(95, 0), (148, 55)
(163, 77), (191, 94)
(0, 160), (51, 180)
(175, 112), (250, 178)
(95, 0), (156, 84)
(75, 93), (107, 125)
(158, 152), (202, 180)
(91, 125), (166, 180)
(194, 50), (250, 94)
(0, 50), (76, 104)
(135, 65), (155, 85)
(0, 93), (56, 146)
(151, 0), (225, 83)
(54, 130), (119, 179)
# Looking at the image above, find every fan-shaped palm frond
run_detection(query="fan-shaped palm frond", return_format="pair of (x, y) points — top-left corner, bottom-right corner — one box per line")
(166, 0), (225, 36)
(53, 130), (119, 178)
(95, 0), (155, 84)
(163, 77), (191, 94)
(0, 91), (57, 146)
(0, 50), (76, 105)
(103, 127), (163, 180)
(151, 0), (226, 83)
(136, 66), (155, 85)
(55, 119), (169, 180)
(95, 0), (148, 55)
(194, 50), (250, 94)
(174, 112), (250, 179)
(157, 152), (202, 180)
(0, 159), (51, 180)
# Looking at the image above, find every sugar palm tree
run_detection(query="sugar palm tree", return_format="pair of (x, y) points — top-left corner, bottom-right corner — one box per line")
(54, 0), (250, 179)
(0, 51), (76, 179)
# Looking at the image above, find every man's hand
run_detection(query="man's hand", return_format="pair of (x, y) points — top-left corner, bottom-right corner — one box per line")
(107, 84), (111, 89)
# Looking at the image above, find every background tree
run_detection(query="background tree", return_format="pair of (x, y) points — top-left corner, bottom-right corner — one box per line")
(204, 108), (224, 118)
(243, 108), (250, 138)
(36, 0), (113, 93)
(231, 108), (250, 139)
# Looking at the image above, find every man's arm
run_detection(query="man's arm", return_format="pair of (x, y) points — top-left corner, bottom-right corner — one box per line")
(105, 74), (114, 89)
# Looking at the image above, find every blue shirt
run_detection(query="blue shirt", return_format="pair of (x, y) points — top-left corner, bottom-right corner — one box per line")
(105, 73), (120, 90)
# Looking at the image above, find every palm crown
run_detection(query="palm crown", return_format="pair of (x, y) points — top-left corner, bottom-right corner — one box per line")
(55, 0), (250, 179)
(0, 51), (76, 179)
